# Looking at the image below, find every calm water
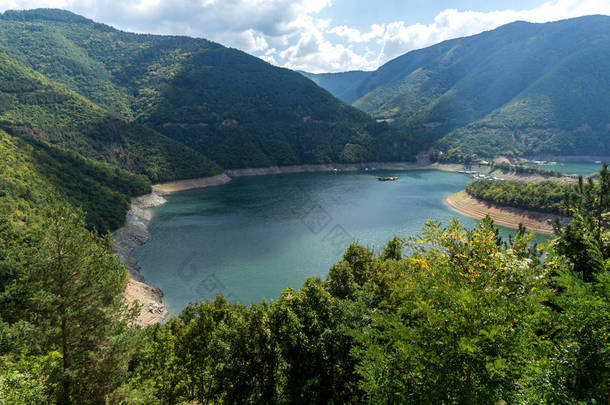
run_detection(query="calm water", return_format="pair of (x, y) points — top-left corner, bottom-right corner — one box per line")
(134, 171), (547, 313)
(523, 161), (604, 177)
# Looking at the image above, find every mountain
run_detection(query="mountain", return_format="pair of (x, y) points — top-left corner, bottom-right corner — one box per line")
(0, 9), (416, 175)
(304, 16), (610, 157)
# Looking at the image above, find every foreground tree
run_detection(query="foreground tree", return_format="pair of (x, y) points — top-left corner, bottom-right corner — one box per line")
(556, 163), (610, 281)
(543, 163), (610, 403)
(353, 219), (553, 404)
(536, 256), (610, 404)
(25, 198), (136, 404)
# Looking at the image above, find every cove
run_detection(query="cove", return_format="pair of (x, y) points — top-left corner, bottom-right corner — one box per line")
(133, 170), (547, 313)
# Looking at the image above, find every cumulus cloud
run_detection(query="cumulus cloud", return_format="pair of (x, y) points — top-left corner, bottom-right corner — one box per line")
(1, 0), (610, 72)
(1, 0), (332, 38)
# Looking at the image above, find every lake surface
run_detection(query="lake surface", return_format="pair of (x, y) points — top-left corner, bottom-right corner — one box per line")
(134, 170), (547, 313)
(523, 161), (604, 177)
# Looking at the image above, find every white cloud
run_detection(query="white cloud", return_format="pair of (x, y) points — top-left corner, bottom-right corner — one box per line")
(328, 24), (384, 43)
(1, 0), (610, 72)
(328, 25), (363, 42)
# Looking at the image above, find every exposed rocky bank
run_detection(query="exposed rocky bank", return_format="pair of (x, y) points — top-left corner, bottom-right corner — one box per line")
(114, 193), (170, 326)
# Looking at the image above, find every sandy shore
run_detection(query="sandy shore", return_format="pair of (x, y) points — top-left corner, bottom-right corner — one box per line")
(446, 190), (569, 234)
(153, 173), (232, 194)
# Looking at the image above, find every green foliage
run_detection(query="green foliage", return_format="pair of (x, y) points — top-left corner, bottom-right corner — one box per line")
(535, 164), (610, 403)
(0, 193), (139, 404)
(0, 352), (62, 405)
(540, 258), (610, 403)
(353, 220), (552, 404)
(555, 164), (610, 280)
(466, 179), (568, 214)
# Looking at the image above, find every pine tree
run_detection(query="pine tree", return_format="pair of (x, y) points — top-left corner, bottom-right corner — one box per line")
(26, 197), (136, 404)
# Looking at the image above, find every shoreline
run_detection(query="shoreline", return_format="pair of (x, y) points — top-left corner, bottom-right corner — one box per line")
(155, 162), (467, 192)
(445, 190), (569, 234)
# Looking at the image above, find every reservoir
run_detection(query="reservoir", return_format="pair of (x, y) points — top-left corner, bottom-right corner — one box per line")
(134, 170), (547, 312)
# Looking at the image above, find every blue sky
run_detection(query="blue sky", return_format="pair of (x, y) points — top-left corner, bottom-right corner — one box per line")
(318, 0), (541, 29)
(1, 0), (609, 72)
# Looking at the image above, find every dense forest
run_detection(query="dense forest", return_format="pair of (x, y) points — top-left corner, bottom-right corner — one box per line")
(305, 16), (610, 157)
(0, 47), (222, 183)
(1, 152), (609, 402)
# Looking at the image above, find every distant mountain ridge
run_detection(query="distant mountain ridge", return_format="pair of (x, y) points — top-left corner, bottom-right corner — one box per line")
(303, 15), (610, 157)
(301, 70), (371, 104)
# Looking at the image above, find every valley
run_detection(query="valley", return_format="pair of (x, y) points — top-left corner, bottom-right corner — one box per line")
(0, 6), (609, 404)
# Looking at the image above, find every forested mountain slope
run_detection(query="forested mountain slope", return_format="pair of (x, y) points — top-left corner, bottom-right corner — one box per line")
(0, 9), (416, 170)
(0, 128), (150, 233)
(305, 16), (610, 157)
(0, 50), (220, 182)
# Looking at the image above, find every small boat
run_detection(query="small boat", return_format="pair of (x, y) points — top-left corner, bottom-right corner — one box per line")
(378, 176), (398, 181)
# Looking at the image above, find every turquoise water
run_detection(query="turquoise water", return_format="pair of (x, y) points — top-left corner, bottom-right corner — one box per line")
(134, 171), (547, 313)
(523, 161), (604, 177)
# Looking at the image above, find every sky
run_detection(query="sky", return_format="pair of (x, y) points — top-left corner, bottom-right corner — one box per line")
(1, 0), (610, 72)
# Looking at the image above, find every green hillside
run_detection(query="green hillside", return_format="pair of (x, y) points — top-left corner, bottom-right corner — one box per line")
(306, 16), (610, 157)
(0, 48), (221, 182)
(0, 128), (150, 233)
(0, 9), (416, 169)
